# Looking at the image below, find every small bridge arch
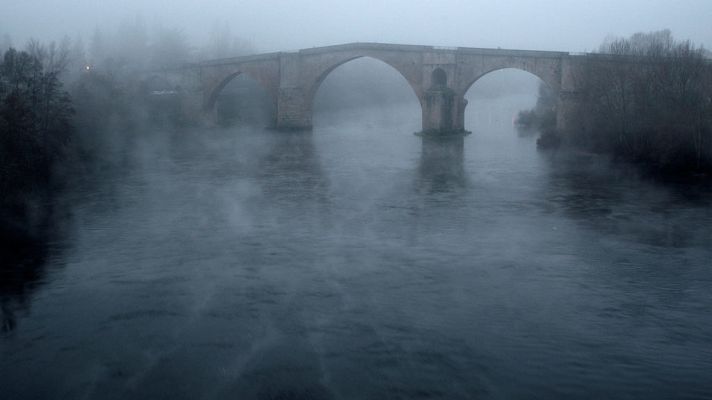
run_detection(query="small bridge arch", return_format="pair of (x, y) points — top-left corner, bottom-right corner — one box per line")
(200, 57), (281, 121)
(460, 67), (559, 130)
(204, 70), (278, 111)
(458, 67), (561, 101)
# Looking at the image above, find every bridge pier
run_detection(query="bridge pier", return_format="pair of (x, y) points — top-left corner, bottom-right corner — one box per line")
(418, 87), (469, 137)
(418, 135), (466, 188)
(276, 87), (313, 131)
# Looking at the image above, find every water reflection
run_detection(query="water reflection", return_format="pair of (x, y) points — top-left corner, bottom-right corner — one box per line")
(417, 136), (466, 192)
(257, 130), (331, 233)
(543, 152), (708, 248)
(258, 130), (328, 201)
(0, 242), (50, 334)
(2, 108), (712, 399)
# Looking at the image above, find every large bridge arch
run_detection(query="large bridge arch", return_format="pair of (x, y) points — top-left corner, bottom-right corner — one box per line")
(299, 49), (426, 116)
(306, 55), (424, 126)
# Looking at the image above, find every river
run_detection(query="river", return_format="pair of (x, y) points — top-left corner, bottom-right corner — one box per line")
(1, 97), (711, 399)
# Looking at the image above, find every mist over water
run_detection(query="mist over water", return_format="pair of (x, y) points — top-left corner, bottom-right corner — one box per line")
(2, 85), (711, 399)
(3, 0), (712, 396)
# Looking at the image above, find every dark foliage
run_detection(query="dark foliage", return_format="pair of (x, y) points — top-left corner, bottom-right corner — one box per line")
(0, 46), (73, 240)
(513, 83), (559, 148)
(569, 30), (712, 175)
(516, 83), (557, 133)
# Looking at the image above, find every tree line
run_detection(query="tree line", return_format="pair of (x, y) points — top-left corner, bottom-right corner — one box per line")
(0, 43), (73, 243)
(524, 30), (712, 177)
(1, 19), (256, 244)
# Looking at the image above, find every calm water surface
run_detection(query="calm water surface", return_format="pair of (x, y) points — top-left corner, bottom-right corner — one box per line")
(2, 100), (712, 399)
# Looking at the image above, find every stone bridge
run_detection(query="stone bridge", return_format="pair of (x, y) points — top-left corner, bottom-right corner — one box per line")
(164, 42), (591, 135)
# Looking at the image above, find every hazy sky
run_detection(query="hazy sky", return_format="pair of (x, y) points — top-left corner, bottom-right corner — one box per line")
(3, 0), (712, 53)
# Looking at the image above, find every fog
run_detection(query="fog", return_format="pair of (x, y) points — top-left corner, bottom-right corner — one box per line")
(3, 0), (712, 52)
(2, 2), (712, 399)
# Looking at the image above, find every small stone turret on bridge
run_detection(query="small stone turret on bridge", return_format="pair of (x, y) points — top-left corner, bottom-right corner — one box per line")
(172, 42), (584, 135)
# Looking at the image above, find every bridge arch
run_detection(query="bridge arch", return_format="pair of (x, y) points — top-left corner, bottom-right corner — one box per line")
(459, 65), (560, 99)
(304, 53), (425, 114)
(308, 56), (424, 130)
(462, 68), (556, 131)
(204, 70), (277, 113)
(203, 70), (278, 126)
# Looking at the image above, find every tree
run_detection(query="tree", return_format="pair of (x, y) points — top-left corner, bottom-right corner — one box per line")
(151, 26), (191, 68)
(0, 45), (73, 239)
(115, 15), (149, 70)
(568, 30), (712, 174)
(516, 83), (556, 133)
(204, 21), (255, 59)
(64, 34), (88, 82)
(0, 34), (11, 54)
(89, 27), (106, 67)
